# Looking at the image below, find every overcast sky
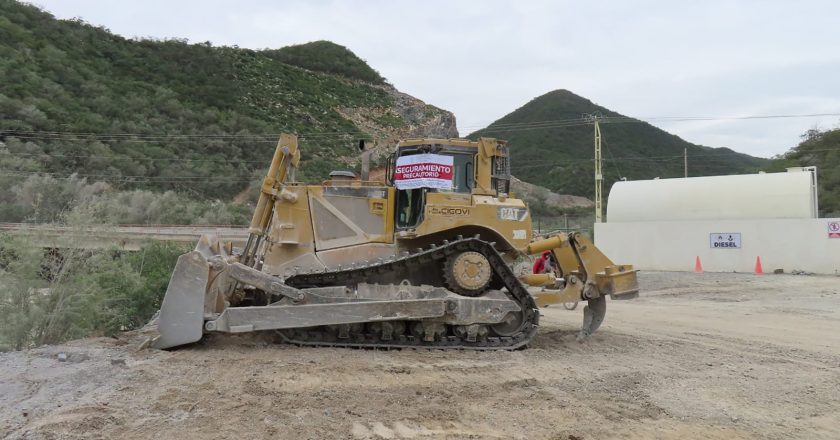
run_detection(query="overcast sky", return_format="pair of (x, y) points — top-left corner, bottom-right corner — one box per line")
(29, 0), (840, 157)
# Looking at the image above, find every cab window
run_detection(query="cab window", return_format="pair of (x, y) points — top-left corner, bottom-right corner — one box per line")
(445, 152), (473, 194)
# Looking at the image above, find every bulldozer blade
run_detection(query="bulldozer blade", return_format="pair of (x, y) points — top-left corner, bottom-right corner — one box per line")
(576, 296), (606, 342)
(153, 251), (209, 349)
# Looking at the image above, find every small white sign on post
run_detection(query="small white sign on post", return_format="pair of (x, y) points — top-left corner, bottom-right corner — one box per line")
(710, 232), (741, 249)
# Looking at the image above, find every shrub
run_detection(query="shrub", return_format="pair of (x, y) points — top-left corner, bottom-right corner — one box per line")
(0, 231), (189, 351)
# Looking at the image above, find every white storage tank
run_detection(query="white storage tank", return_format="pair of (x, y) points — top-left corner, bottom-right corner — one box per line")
(607, 168), (818, 222)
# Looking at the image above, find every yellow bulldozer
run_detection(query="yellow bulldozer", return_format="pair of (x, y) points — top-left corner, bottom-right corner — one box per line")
(154, 135), (638, 350)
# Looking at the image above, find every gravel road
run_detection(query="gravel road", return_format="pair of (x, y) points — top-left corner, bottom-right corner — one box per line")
(1, 271), (839, 439)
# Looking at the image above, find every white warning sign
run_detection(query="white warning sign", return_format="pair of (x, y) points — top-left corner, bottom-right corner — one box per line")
(710, 233), (741, 249)
(829, 221), (840, 238)
(394, 154), (453, 190)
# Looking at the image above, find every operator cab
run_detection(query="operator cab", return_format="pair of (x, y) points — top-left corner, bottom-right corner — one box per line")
(387, 140), (478, 230)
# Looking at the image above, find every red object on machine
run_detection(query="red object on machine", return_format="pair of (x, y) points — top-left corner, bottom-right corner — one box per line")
(533, 250), (552, 274)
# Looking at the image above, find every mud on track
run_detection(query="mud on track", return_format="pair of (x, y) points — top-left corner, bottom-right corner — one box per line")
(1, 271), (839, 439)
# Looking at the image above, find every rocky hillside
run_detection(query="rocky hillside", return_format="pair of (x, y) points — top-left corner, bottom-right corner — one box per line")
(0, 1), (456, 201)
(335, 87), (457, 159)
(510, 177), (593, 211)
(469, 90), (768, 198)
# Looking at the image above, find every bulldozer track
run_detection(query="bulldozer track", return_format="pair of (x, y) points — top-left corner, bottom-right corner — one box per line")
(280, 236), (540, 350)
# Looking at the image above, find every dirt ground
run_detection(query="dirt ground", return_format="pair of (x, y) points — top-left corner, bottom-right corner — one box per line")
(1, 271), (839, 440)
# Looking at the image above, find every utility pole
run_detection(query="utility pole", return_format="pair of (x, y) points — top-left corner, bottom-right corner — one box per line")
(586, 114), (603, 223)
(684, 148), (688, 178)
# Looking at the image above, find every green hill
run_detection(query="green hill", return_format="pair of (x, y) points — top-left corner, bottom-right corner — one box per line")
(768, 128), (840, 216)
(469, 90), (768, 198)
(0, 1), (449, 210)
(263, 41), (386, 84)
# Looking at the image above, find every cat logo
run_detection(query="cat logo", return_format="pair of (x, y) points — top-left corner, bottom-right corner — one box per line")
(428, 206), (470, 216)
(498, 207), (527, 221)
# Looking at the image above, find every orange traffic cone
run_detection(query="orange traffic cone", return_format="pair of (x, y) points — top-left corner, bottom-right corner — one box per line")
(754, 256), (763, 275)
(695, 256), (704, 273)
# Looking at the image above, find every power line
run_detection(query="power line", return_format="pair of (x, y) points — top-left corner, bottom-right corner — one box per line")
(1, 129), (371, 140)
(601, 135), (624, 180)
(1, 127), (374, 137)
(633, 112), (840, 122)
(460, 112), (840, 132)
(461, 117), (593, 131)
(509, 148), (826, 172)
(477, 120), (596, 133)
(0, 151), (271, 163)
(2, 134), (365, 145)
(0, 149), (831, 183)
(0, 170), (257, 183)
(3, 111), (839, 143)
(3, 112), (836, 182)
(4, 141), (836, 173)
